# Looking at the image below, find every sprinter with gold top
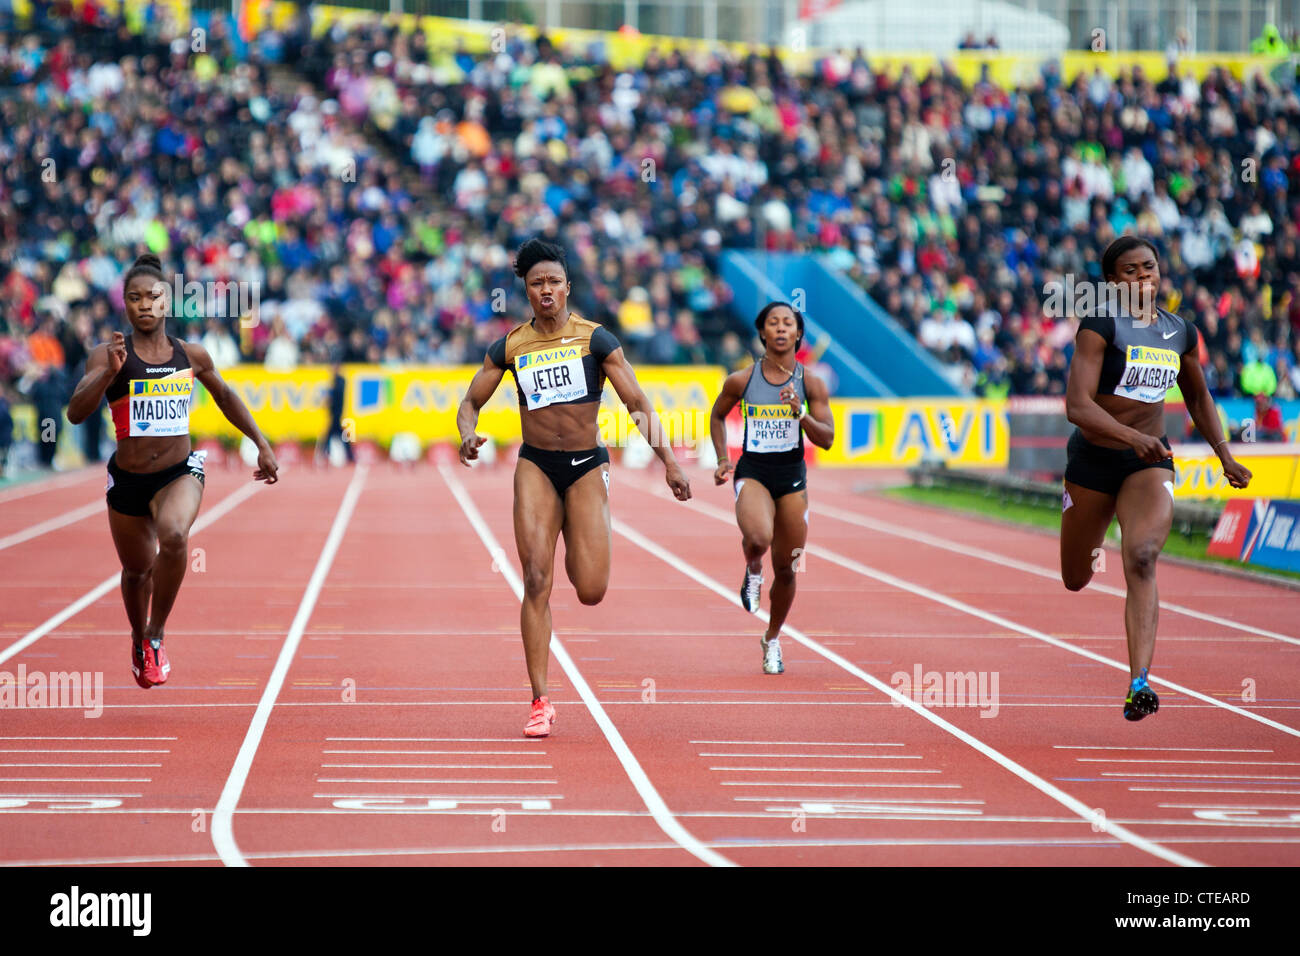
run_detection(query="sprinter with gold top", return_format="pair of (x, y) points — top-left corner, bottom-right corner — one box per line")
(457, 238), (692, 737)
(1062, 236), (1250, 720)
(709, 302), (834, 675)
(67, 254), (279, 689)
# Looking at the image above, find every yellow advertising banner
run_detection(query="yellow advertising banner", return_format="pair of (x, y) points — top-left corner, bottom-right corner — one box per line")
(188, 364), (727, 447)
(818, 399), (1009, 468)
(1168, 445), (1300, 500)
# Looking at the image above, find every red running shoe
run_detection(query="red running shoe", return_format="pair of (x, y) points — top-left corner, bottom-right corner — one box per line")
(524, 696), (555, 737)
(133, 637), (170, 688)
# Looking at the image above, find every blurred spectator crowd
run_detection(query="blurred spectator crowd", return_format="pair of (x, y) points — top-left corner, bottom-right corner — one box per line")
(2, 4), (1299, 471)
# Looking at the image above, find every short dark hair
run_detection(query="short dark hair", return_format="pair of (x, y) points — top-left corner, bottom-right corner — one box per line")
(514, 238), (569, 281)
(1101, 236), (1159, 281)
(754, 301), (805, 348)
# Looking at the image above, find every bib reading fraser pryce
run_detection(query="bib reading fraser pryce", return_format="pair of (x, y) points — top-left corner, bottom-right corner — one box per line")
(1114, 345), (1180, 404)
(744, 402), (802, 454)
(128, 370), (194, 436)
(516, 345), (588, 411)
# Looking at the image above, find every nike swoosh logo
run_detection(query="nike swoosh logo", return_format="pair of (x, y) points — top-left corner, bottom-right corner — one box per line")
(571, 456), (594, 466)
(1162, 330), (1178, 339)
(792, 480), (803, 487)
(560, 337), (579, 344)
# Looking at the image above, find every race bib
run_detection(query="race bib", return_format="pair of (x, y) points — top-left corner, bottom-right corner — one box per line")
(516, 346), (587, 410)
(744, 402), (801, 453)
(1114, 345), (1179, 404)
(128, 371), (194, 436)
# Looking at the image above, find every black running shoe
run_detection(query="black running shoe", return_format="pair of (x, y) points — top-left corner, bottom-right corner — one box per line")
(1123, 668), (1159, 721)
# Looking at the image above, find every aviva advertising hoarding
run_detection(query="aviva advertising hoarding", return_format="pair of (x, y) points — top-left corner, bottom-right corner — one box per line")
(823, 399), (1009, 467)
(190, 367), (1012, 469)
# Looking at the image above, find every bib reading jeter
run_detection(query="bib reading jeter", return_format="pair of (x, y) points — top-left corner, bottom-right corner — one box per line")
(488, 313), (621, 411)
(1077, 307), (1199, 405)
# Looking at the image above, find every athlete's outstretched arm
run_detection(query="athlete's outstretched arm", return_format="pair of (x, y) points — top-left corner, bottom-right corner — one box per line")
(708, 368), (748, 484)
(603, 347), (691, 501)
(457, 352), (506, 466)
(1065, 329), (1169, 463)
(798, 369), (835, 450)
(186, 341), (279, 483)
(1178, 351), (1250, 489)
(66, 336), (125, 424)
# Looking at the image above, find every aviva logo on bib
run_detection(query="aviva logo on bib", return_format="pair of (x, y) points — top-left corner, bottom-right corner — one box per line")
(518, 346), (581, 370)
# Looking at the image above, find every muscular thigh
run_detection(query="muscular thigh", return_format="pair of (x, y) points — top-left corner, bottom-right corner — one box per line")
(108, 508), (157, 572)
(561, 464), (611, 586)
(735, 476), (776, 542)
(150, 475), (203, 537)
(770, 489), (809, 572)
(1115, 467), (1174, 551)
(514, 457), (565, 573)
(1060, 480), (1116, 576)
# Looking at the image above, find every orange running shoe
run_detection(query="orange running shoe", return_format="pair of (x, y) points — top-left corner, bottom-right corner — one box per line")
(524, 696), (555, 737)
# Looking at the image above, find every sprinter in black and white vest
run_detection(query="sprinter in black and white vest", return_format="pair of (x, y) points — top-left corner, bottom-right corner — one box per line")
(1062, 236), (1251, 720)
(709, 302), (835, 675)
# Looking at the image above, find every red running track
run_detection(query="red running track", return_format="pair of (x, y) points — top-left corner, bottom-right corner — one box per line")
(0, 458), (1297, 866)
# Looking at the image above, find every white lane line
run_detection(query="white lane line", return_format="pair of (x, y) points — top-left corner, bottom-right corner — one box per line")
(1078, 759), (1300, 765)
(1132, 787), (1300, 795)
(613, 514), (1206, 868)
(0, 749), (169, 754)
(0, 777), (151, 782)
(322, 749), (543, 756)
(1104, 773), (1300, 780)
(325, 738), (533, 743)
(631, 485), (1300, 742)
(438, 463), (735, 869)
(0, 764), (162, 768)
(1057, 746), (1273, 752)
(709, 766), (939, 774)
(312, 793), (565, 800)
(1158, 804), (1300, 811)
(0, 481), (262, 667)
(719, 782), (962, 789)
(0, 469), (98, 504)
(0, 737), (177, 740)
(690, 740), (905, 747)
(316, 764), (551, 770)
(811, 500), (1300, 646)
(732, 796), (984, 804)
(315, 777), (559, 785)
(211, 465), (368, 868)
(0, 500), (103, 551)
(320, 764), (554, 770)
(698, 752), (922, 760)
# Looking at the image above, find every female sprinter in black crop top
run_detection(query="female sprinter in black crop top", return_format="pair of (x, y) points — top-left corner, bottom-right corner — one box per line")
(66, 254), (278, 689)
(1062, 236), (1250, 721)
(456, 238), (691, 738)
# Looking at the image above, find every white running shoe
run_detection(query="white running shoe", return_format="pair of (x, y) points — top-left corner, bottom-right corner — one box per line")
(741, 568), (763, 613)
(761, 636), (784, 675)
